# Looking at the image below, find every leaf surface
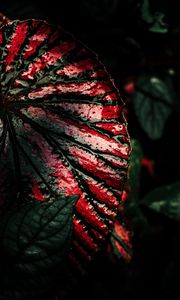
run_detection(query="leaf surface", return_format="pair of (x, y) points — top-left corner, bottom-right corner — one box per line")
(142, 180), (180, 221)
(132, 75), (173, 139)
(0, 194), (78, 299)
(0, 19), (130, 275)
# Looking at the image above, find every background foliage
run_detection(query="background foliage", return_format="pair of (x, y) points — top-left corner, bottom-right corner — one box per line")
(0, 0), (180, 299)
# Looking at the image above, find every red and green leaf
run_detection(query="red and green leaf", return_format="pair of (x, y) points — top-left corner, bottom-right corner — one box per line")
(0, 19), (131, 280)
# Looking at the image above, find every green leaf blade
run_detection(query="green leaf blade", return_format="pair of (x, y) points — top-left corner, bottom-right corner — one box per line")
(0, 194), (79, 299)
(132, 75), (173, 140)
(141, 0), (168, 33)
(125, 139), (148, 231)
(142, 180), (180, 221)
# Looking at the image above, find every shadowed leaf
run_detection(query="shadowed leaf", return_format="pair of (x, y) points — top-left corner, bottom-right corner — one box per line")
(141, 0), (168, 33)
(142, 180), (180, 221)
(0, 194), (78, 300)
(132, 75), (173, 139)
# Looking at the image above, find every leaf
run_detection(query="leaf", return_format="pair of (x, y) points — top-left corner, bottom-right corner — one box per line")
(0, 13), (10, 29)
(108, 213), (133, 263)
(141, 0), (168, 33)
(132, 75), (173, 139)
(0, 19), (130, 272)
(141, 0), (153, 24)
(149, 13), (168, 34)
(141, 180), (180, 221)
(0, 194), (78, 299)
(125, 139), (148, 230)
(128, 139), (143, 197)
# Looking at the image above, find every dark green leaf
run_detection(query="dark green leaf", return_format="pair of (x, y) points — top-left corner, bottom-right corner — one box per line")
(125, 139), (147, 230)
(128, 139), (143, 197)
(0, 194), (78, 300)
(141, 0), (168, 33)
(141, 180), (180, 221)
(132, 75), (173, 139)
(141, 0), (153, 24)
(149, 12), (168, 33)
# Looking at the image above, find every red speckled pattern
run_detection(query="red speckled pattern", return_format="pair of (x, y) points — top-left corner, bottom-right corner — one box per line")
(0, 19), (131, 275)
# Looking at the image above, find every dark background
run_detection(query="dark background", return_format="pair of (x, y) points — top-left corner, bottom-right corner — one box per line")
(0, 1), (180, 299)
